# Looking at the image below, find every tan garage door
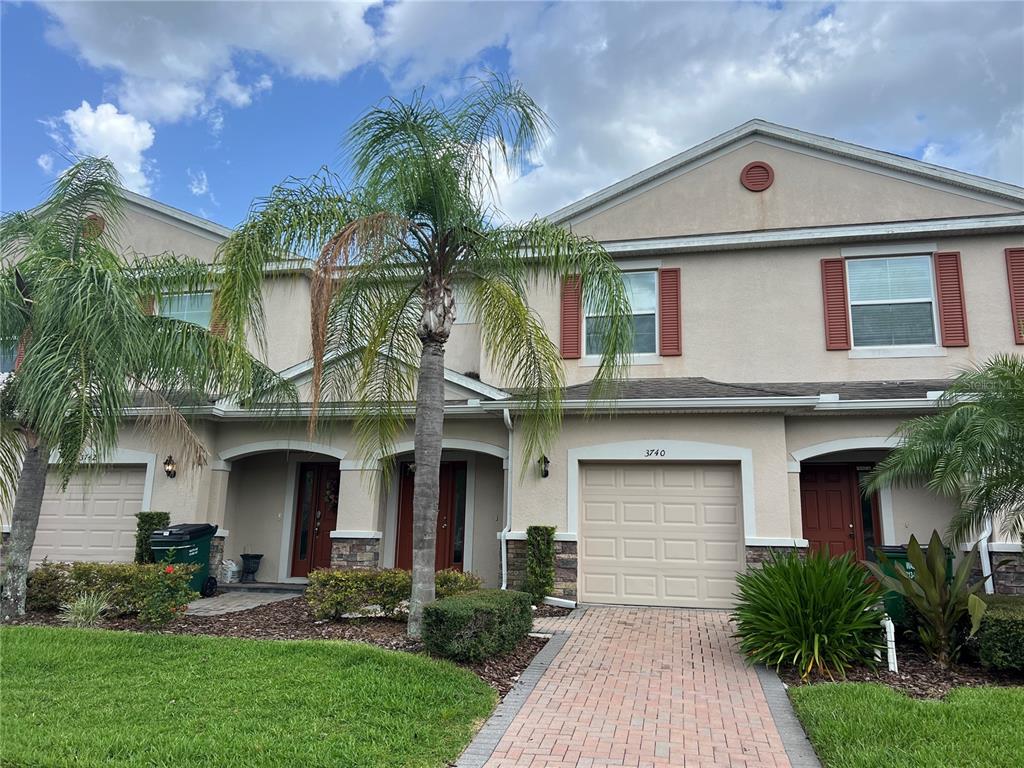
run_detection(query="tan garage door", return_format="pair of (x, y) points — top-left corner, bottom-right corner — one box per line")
(32, 466), (146, 564)
(579, 462), (744, 608)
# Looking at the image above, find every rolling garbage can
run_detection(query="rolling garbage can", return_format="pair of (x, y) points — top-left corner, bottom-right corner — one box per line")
(870, 544), (954, 625)
(150, 523), (218, 597)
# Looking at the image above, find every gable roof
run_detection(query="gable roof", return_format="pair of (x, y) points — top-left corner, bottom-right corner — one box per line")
(120, 189), (235, 241)
(276, 353), (510, 402)
(547, 119), (1024, 225)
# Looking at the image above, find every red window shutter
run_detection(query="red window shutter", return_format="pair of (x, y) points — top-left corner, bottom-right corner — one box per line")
(820, 258), (851, 350)
(209, 293), (227, 338)
(1007, 248), (1024, 345)
(559, 275), (582, 359)
(658, 267), (682, 356)
(933, 252), (969, 347)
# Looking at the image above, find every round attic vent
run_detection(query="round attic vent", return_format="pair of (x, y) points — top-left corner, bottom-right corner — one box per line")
(83, 213), (106, 239)
(740, 161), (774, 192)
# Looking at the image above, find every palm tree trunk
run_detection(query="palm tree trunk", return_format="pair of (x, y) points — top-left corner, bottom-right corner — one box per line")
(1, 434), (48, 621)
(407, 338), (446, 638)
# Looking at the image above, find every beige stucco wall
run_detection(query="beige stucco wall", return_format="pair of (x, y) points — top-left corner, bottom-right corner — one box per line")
(115, 203), (224, 264)
(471, 454), (503, 587)
(503, 232), (1024, 388)
(509, 413), (793, 540)
(568, 140), (1017, 241)
(223, 452), (293, 581)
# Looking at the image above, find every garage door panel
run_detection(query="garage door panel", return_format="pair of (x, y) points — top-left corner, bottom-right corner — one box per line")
(579, 462), (743, 608)
(662, 503), (697, 524)
(31, 466), (146, 565)
(703, 503), (740, 525)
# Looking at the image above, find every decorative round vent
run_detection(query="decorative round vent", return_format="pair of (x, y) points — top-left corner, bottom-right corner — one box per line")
(740, 161), (774, 192)
(83, 213), (106, 239)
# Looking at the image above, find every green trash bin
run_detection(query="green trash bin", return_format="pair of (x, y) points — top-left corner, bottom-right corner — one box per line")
(870, 544), (954, 625)
(150, 523), (218, 597)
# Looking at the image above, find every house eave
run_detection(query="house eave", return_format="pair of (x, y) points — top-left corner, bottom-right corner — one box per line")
(599, 214), (1024, 257)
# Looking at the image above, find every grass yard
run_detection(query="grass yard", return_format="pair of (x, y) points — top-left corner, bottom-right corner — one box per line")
(789, 682), (1024, 768)
(0, 626), (496, 768)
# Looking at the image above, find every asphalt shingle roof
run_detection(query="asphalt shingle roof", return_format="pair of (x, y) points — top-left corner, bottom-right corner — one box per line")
(560, 377), (951, 401)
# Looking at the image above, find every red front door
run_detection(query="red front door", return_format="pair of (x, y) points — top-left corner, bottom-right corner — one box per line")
(290, 462), (340, 577)
(800, 464), (861, 558)
(395, 461), (467, 572)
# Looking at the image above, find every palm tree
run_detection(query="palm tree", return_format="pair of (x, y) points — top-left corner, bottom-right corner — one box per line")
(217, 76), (633, 636)
(0, 157), (295, 619)
(866, 354), (1024, 546)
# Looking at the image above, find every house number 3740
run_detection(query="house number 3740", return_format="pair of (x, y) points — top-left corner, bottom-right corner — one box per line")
(644, 449), (666, 457)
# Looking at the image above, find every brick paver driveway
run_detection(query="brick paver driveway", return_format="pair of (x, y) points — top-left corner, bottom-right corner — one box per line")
(484, 606), (790, 768)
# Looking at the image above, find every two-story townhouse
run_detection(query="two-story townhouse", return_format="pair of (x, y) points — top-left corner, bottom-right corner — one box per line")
(10, 120), (1024, 607)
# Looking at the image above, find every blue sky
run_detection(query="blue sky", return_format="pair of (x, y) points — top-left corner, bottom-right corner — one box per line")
(3, 1), (1022, 230)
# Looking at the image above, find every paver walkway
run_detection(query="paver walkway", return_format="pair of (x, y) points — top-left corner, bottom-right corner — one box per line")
(483, 606), (790, 768)
(186, 590), (295, 616)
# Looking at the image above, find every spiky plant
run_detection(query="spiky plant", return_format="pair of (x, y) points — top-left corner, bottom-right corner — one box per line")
(58, 590), (110, 628)
(216, 76), (633, 636)
(0, 157), (296, 620)
(866, 355), (1024, 545)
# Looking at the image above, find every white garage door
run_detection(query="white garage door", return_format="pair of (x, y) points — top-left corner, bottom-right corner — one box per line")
(32, 466), (146, 564)
(579, 462), (744, 608)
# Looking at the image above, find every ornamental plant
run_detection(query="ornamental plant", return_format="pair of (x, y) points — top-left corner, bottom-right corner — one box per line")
(732, 550), (884, 681)
(134, 511), (170, 564)
(524, 525), (556, 604)
(58, 590), (110, 628)
(864, 530), (987, 668)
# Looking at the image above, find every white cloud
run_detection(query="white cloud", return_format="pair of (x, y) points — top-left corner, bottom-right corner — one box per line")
(379, 1), (1024, 219)
(41, 1), (376, 124)
(36, 153), (54, 174)
(187, 169), (209, 197)
(56, 101), (155, 194)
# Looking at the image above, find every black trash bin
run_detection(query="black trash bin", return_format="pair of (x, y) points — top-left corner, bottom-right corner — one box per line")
(150, 523), (219, 597)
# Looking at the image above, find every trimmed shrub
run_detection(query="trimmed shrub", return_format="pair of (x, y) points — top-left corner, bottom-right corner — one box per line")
(26, 560), (73, 612)
(306, 568), (482, 620)
(435, 569), (483, 599)
(134, 511), (170, 564)
(58, 591), (110, 628)
(976, 595), (1024, 671)
(25, 561), (198, 622)
(423, 589), (533, 662)
(732, 550), (884, 680)
(524, 526), (556, 604)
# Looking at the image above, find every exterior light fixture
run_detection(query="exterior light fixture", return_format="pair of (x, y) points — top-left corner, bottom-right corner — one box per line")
(538, 455), (550, 478)
(163, 455), (177, 479)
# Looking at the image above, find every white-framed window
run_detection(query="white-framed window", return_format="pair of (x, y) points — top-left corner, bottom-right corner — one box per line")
(584, 270), (657, 356)
(846, 255), (937, 348)
(159, 292), (213, 329)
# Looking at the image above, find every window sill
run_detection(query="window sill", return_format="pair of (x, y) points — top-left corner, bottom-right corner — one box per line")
(578, 353), (663, 367)
(848, 345), (947, 359)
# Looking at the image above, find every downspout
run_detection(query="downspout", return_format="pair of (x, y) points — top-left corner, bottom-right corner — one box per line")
(978, 517), (995, 595)
(500, 408), (513, 590)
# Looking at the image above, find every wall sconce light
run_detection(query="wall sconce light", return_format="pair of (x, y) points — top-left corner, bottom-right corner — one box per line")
(163, 455), (177, 479)
(538, 455), (550, 478)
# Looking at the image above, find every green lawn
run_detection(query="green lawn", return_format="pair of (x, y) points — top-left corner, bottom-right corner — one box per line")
(789, 682), (1024, 768)
(0, 626), (496, 768)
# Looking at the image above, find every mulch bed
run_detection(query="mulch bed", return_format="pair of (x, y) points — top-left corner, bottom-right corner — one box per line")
(532, 603), (572, 619)
(780, 645), (1024, 699)
(11, 597), (553, 699)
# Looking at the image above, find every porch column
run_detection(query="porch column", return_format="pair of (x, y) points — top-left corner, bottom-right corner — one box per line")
(330, 460), (383, 570)
(205, 460), (231, 578)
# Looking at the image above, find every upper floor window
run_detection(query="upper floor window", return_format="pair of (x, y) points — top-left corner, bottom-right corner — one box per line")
(585, 270), (657, 355)
(846, 255), (936, 347)
(159, 292), (213, 329)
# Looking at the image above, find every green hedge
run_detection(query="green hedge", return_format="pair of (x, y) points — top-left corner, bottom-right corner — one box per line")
(423, 589), (532, 662)
(524, 526), (556, 604)
(134, 511), (170, 564)
(305, 568), (482, 620)
(27, 561), (197, 625)
(977, 595), (1024, 671)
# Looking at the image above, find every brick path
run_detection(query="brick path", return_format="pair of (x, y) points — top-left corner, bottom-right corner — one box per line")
(483, 606), (790, 768)
(185, 590), (294, 616)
